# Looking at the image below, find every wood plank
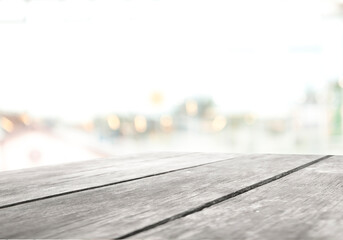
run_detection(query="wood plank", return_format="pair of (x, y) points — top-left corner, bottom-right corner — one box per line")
(0, 152), (237, 207)
(136, 155), (342, 240)
(0, 154), (325, 238)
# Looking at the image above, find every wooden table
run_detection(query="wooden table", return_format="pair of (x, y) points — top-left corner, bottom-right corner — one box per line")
(1, 152), (342, 239)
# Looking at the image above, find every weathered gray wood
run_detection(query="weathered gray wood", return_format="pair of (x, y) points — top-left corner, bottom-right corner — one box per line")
(137, 155), (342, 240)
(0, 154), (324, 238)
(0, 152), (237, 207)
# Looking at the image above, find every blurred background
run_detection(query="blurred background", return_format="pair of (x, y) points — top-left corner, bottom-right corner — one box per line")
(1, 0), (343, 171)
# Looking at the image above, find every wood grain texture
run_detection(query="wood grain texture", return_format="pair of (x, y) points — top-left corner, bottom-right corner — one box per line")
(0, 154), (323, 238)
(0, 152), (237, 207)
(137, 155), (343, 240)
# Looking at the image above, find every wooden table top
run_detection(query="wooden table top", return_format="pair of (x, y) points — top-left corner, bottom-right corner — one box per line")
(0, 152), (342, 239)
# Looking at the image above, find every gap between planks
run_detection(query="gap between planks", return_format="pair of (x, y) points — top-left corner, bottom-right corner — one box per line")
(116, 155), (333, 239)
(0, 156), (237, 210)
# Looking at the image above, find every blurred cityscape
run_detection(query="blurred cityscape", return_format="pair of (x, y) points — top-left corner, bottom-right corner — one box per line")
(1, 0), (343, 170)
(2, 79), (343, 170)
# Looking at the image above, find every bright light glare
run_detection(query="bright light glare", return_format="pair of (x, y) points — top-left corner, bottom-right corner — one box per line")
(107, 115), (120, 130)
(212, 116), (227, 132)
(134, 115), (147, 133)
(160, 115), (173, 130)
(186, 100), (198, 116)
(1, 117), (14, 133)
(0, 0), (340, 121)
